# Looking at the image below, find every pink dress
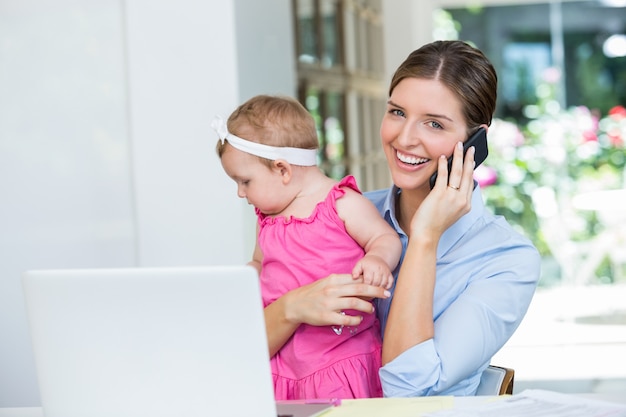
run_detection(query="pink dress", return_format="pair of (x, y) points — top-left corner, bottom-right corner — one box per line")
(257, 176), (383, 400)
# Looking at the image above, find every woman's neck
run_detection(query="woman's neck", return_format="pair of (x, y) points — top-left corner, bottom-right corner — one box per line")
(396, 186), (429, 237)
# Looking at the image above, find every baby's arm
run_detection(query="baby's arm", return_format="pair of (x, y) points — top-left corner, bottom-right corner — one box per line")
(337, 188), (402, 289)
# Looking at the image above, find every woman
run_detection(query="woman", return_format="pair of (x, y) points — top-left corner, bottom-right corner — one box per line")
(263, 40), (541, 397)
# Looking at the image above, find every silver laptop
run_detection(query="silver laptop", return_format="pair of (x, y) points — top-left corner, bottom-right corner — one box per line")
(22, 266), (333, 417)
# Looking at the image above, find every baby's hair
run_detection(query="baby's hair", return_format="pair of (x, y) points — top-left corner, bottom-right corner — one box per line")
(216, 95), (319, 166)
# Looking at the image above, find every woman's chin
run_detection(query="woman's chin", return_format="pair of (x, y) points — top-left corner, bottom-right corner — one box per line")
(390, 170), (429, 191)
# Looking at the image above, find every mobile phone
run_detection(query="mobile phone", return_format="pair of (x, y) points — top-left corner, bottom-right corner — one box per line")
(429, 127), (489, 189)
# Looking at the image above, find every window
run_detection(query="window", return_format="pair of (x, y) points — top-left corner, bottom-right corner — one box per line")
(442, 1), (626, 285)
(444, 1), (626, 121)
(292, 0), (389, 191)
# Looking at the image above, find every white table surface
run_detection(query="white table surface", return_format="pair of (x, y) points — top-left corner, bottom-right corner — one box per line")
(2, 393), (625, 417)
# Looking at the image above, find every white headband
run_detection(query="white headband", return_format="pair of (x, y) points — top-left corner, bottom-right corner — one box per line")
(211, 116), (318, 166)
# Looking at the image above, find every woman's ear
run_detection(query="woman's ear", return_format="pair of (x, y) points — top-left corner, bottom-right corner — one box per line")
(273, 159), (292, 184)
(481, 123), (489, 134)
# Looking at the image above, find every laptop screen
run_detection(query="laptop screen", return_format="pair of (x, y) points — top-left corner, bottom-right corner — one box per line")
(23, 266), (278, 417)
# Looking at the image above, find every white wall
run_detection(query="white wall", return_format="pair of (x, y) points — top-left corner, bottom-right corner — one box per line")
(124, 0), (250, 266)
(382, 0), (434, 83)
(0, 0), (295, 406)
(0, 0), (135, 406)
(0, 0), (428, 406)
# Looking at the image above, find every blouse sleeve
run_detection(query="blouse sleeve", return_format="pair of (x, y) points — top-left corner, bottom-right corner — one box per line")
(379, 229), (541, 397)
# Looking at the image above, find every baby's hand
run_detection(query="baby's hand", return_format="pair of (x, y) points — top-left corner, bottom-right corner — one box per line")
(352, 255), (394, 289)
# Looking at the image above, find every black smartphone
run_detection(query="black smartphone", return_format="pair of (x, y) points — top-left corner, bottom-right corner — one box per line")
(429, 127), (489, 189)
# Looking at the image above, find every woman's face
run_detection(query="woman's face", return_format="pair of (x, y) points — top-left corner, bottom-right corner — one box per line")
(380, 77), (468, 192)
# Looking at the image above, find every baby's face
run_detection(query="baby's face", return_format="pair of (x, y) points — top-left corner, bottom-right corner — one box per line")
(220, 145), (285, 215)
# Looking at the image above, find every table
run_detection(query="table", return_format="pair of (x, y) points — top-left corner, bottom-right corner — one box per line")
(1, 392), (624, 417)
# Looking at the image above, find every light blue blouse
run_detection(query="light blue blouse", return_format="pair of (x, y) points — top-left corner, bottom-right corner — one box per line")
(366, 185), (541, 397)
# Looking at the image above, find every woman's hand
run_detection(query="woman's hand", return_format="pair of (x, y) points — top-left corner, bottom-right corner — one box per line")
(284, 273), (390, 327)
(411, 142), (475, 237)
(265, 273), (389, 357)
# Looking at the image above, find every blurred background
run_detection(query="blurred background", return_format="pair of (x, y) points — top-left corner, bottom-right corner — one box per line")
(1, 0), (624, 407)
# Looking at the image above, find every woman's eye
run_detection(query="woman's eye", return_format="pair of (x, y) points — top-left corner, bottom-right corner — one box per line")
(428, 120), (443, 129)
(389, 108), (405, 117)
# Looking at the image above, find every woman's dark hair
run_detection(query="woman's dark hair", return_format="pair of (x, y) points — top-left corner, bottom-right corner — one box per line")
(389, 40), (498, 131)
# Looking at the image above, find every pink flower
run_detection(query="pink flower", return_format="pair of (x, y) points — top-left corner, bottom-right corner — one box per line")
(475, 165), (498, 187)
(608, 131), (624, 147)
(608, 105), (626, 119)
(582, 130), (598, 142)
(542, 67), (561, 84)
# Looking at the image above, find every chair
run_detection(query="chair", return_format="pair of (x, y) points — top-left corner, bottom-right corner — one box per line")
(475, 365), (515, 396)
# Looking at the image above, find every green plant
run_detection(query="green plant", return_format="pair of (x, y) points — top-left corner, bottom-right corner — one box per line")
(478, 68), (625, 274)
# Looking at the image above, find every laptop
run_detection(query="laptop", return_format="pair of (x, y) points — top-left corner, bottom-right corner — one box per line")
(22, 266), (334, 417)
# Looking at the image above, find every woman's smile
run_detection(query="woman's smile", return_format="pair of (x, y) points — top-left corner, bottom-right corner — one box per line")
(396, 149), (430, 166)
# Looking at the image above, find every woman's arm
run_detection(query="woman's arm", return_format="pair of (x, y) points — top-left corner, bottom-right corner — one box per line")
(381, 232), (437, 364)
(382, 144), (475, 364)
(380, 239), (540, 396)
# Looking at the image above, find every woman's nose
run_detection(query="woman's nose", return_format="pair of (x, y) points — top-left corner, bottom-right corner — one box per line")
(397, 121), (420, 147)
(237, 186), (246, 199)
